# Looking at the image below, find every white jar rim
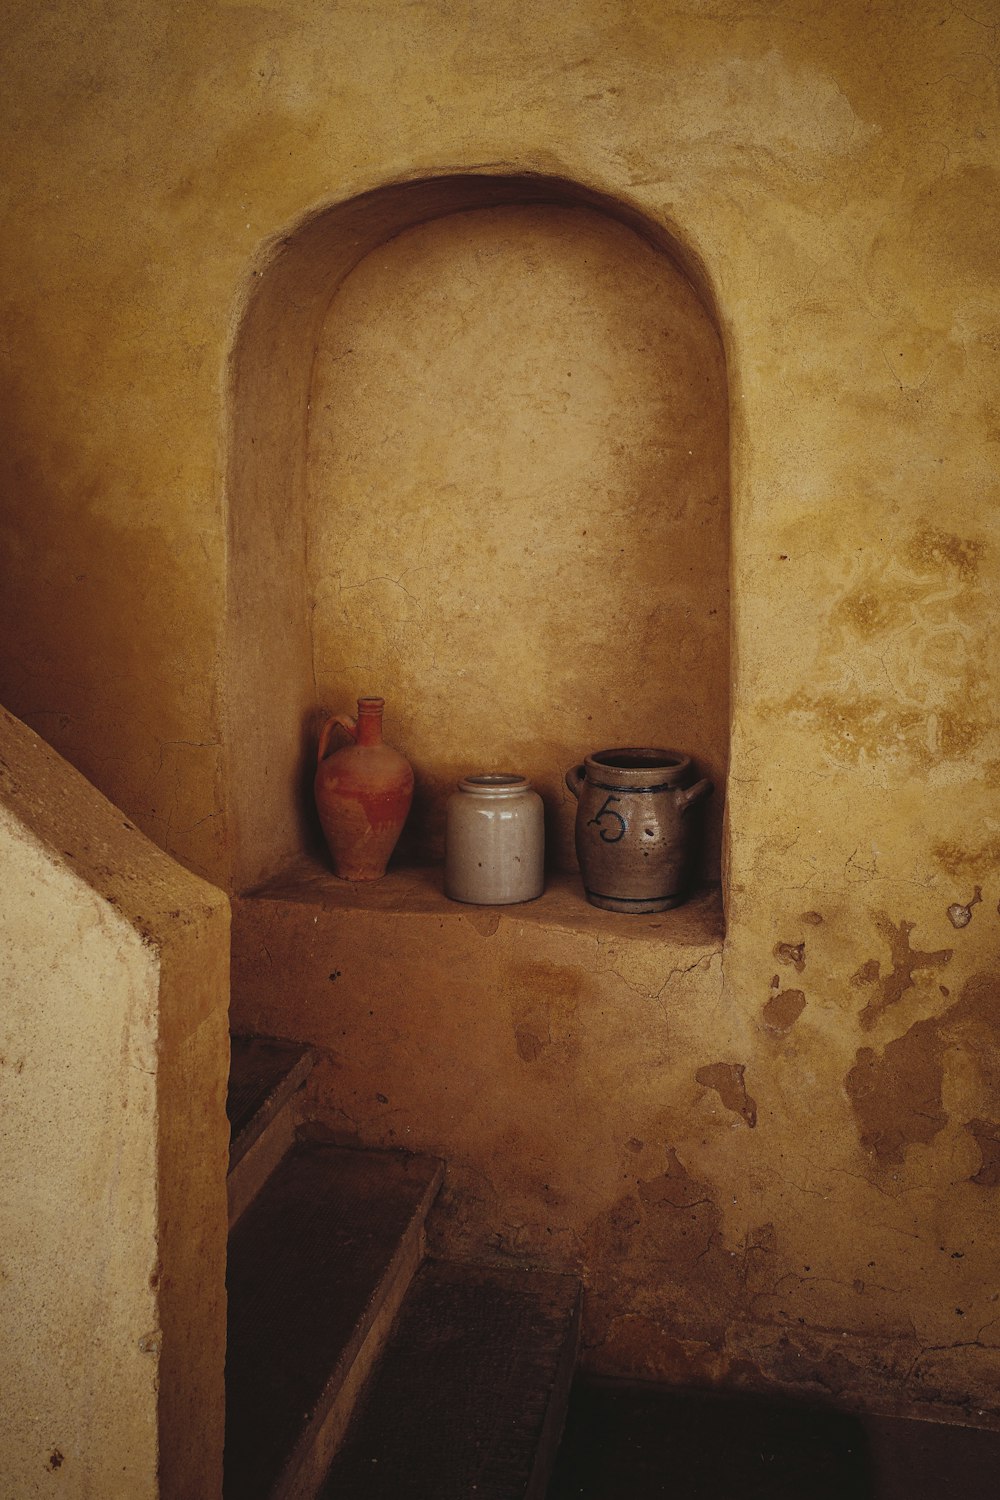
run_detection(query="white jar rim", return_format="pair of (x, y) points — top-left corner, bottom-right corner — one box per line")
(457, 773), (531, 794)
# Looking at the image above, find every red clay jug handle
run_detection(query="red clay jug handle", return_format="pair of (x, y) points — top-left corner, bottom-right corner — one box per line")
(676, 777), (712, 814)
(565, 764), (586, 800)
(317, 713), (358, 765)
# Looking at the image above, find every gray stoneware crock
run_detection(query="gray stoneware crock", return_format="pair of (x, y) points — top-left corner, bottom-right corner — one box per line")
(565, 746), (712, 913)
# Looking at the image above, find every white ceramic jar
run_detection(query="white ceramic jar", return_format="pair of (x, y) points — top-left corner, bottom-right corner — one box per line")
(444, 774), (545, 905)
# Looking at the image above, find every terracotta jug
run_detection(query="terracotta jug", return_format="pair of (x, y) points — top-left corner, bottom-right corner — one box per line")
(565, 747), (711, 913)
(314, 697), (413, 880)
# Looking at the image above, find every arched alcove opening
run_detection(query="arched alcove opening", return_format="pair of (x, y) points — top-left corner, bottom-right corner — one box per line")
(226, 174), (729, 899)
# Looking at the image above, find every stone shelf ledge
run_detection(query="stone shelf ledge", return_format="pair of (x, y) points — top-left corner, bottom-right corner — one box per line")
(243, 854), (724, 949)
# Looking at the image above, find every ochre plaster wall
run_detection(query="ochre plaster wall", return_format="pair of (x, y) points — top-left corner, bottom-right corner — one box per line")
(307, 202), (728, 874)
(3, 0), (999, 1423)
(1, 810), (160, 1498)
(0, 707), (230, 1498)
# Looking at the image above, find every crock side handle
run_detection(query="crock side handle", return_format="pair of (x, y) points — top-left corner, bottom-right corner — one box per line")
(317, 713), (358, 766)
(565, 764), (586, 800)
(676, 777), (712, 815)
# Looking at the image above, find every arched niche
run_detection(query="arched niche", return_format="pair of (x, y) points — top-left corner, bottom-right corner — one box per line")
(225, 174), (729, 893)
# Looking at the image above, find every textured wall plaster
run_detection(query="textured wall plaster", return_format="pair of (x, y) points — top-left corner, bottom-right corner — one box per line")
(3, 0), (1000, 1424)
(0, 707), (230, 1498)
(0, 810), (160, 1499)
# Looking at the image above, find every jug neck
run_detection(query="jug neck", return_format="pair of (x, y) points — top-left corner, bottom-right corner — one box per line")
(355, 697), (385, 746)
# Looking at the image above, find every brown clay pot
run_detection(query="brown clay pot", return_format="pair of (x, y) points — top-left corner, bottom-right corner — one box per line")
(314, 697), (413, 880)
(565, 747), (712, 913)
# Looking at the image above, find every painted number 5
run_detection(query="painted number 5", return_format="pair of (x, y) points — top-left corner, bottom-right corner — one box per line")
(588, 795), (627, 843)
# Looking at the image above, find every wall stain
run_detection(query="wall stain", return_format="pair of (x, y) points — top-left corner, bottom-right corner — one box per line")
(802, 910), (823, 926)
(762, 988), (806, 1035)
(851, 958), (881, 988)
(934, 836), (1000, 877)
(515, 1027), (545, 1064)
(583, 1148), (777, 1359)
(832, 577), (922, 639)
(858, 914), (952, 1030)
(508, 961), (585, 1066)
(695, 1062), (757, 1127)
(783, 690), (984, 771)
(846, 972), (1000, 1171)
(904, 524), (983, 582)
(965, 1120), (1000, 1187)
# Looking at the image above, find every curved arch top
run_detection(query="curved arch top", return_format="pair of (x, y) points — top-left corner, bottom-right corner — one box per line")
(247, 170), (724, 334)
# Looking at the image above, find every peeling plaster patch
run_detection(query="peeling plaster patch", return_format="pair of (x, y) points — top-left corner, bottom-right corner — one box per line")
(845, 1020), (946, 1165)
(858, 915), (952, 1030)
(774, 940), (805, 973)
(846, 972), (1000, 1167)
(965, 1120), (1000, 1187)
(587, 1149), (720, 1282)
(802, 910), (823, 926)
(583, 1149), (777, 1359)
(696, 1062), (757, 1127)
(763, 989), (806, 1035)
(947, 886), (982, 929)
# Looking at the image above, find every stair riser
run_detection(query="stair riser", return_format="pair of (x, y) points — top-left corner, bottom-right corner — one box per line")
(271, 1222), (429, 1500)
(526, 1291), (582, 1500)
(228, 1102), (297, 1228)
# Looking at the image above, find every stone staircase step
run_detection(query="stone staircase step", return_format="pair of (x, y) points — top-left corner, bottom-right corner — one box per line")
(227, 1035), (319, 1227)
(318, 1259), (582, 1500)
(224, 1143), (444, 1500)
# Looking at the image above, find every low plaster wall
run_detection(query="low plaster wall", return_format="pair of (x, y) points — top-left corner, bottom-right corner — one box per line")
(0, 707), (230, 1499)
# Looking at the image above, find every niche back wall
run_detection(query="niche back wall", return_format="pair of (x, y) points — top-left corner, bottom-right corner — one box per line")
(307, 203), (729, 872)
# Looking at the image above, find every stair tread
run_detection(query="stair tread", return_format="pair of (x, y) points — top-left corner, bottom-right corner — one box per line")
(319, 1258), (581, 1500)
(228, 1034), (317, 1169)
(225, 1143), (443, 1500)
